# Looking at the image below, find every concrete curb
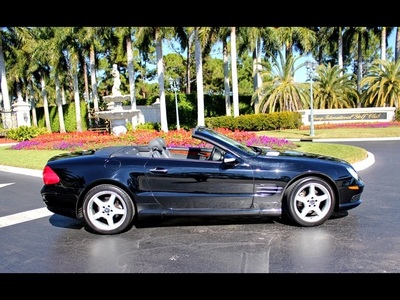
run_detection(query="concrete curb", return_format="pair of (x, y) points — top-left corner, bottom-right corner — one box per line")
(352, 151), (375, 171)
(0, 165), (42, 177)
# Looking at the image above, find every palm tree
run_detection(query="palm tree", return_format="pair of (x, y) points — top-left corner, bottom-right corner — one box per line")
(274, 27), (316, 60)
(237, 27), (275, 114)
(0, 28), (15, 129)
(47, 27), (71, 133)
(8, 27), (48, 133)
(174, 27), (195, 94)
(312, 27), (344, 74)
(78, 27), (111, 113)
(189, 26), (231, 117)
(343, 27), (379, 107)
(372, 27), (394, 63)
(136, 27), (172, 132)
(361, 59), (400, 108)
(313, 63), (358, 109)
(28, 27), (53, 132)
(65, 27), (85, 132)
(114, 27), (138, 127)
(253, 51), (306, 113)
(201, 27), (228, 117)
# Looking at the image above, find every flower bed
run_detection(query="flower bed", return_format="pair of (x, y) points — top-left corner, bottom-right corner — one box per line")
(9, 128), (296, 151)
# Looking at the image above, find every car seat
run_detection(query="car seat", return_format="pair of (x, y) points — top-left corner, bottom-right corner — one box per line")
(148, 137), (171, 158)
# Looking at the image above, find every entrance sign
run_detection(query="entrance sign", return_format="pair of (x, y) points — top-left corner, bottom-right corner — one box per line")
(298, 107), (396, 126)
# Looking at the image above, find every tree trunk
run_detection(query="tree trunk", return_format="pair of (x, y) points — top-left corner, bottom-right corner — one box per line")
(223, 39), (231, 116)
(41, 75), (52, 132)
(28, 81), (37, 127)
(83, 59), (90, 107)
(230, 27), (239, 117)
(357, 34), (363, 108)
(126, 36), (137, 128)
(338, 27), (343, 77)
(0, 31), (12, 128)
(55, 71), (66, 133)
(252, 38), (262, 114)
(395, 27), (400, 62)
(73, 68), (82, 132)
(90, 45), (99, 112)
(195, 28), (205, 127)
(156, 30), (168, 132)
(381, 26), (386, 62)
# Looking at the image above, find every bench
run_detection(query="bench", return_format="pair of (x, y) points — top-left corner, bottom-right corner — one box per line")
(88, 127), (109, 133)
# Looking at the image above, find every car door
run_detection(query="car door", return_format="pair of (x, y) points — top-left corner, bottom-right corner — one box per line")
(144, 155), (254, 209)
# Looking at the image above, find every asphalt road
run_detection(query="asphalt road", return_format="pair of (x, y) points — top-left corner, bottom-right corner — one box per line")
(0, 140), (399, 279)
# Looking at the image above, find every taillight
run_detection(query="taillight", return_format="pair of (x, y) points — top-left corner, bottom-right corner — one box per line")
(42, 166), (60, 185)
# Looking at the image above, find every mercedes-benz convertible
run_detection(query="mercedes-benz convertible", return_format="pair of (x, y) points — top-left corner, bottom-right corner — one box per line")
(40, 126), (364, 235)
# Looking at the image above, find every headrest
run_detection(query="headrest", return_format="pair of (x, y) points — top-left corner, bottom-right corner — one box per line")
(148, 137), (166, 151)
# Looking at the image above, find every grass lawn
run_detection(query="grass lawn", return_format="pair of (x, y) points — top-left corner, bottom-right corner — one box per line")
(0, 148), (66, 170)
(256, 126), (400, 140)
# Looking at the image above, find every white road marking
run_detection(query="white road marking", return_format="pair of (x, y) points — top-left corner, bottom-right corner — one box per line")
(0, 183), (14, 188)
(0, 207), (53, 228)
(0, 171), (50, 228)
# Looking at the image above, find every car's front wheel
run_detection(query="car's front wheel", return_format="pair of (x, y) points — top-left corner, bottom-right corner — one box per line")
(82, 184), (135, 234)
(283, 176), (335, 227)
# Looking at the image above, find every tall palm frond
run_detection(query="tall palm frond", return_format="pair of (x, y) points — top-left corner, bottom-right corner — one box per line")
(254, 51), (306, 113)
(361, 59), (400, 108)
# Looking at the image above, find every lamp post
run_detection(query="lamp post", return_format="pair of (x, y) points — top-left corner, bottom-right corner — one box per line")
(169, 77), (180, 130)
(305, 61), (317, 137)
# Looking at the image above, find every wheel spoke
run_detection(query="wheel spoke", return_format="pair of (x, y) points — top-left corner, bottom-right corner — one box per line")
(92, 195), (104, 207)
(104, 213), (116, 226)
(104, 193), (116, 206)
(299, 206), (314, 217)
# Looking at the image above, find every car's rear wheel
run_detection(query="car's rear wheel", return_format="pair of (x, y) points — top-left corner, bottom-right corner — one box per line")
(82, 184), (135, 235)
(283, 176), (335, 227)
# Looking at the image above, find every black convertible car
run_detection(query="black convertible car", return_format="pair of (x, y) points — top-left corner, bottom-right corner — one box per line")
(40, 126), (364, 235)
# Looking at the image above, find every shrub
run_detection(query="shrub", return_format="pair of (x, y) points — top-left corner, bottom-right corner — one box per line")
(6, 126), (48, 141)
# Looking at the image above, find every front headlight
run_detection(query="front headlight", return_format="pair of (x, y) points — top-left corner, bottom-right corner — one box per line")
(346, 166), (359, 180)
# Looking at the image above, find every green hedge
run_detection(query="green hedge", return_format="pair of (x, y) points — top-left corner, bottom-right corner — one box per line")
(35, 101), (89, 132)
(205, 111), (302, 131)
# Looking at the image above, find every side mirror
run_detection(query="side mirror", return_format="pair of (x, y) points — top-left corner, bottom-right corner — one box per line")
(223, 153), (238, 165)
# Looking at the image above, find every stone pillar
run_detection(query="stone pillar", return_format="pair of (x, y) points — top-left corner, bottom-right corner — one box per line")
(12, 99), (31, 127)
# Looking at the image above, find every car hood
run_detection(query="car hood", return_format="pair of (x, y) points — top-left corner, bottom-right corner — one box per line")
(261, 147), (347, 164)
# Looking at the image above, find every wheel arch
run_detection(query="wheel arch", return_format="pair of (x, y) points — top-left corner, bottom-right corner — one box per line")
(282, 172), (340, 210)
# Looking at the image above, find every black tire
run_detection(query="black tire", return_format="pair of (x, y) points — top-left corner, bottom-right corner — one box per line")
(82, 184), (135, 235)
(283, 176), (335, 227)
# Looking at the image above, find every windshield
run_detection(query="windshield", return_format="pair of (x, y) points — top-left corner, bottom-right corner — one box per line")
(210, 129), (258, 156)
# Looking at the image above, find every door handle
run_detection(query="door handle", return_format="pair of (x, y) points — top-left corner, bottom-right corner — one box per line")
(149, 167), (168, 174)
